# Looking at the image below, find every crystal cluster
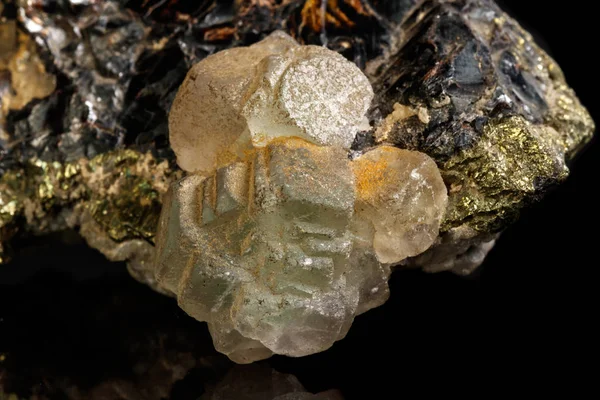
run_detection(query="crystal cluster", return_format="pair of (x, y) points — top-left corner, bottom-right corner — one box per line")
(155, 33), (447, 362)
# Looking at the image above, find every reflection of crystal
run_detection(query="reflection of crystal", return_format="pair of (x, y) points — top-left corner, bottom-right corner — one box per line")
(201, 364), (343, 400)
(169, 31), (373, 174)
(155, 137), (446, 363)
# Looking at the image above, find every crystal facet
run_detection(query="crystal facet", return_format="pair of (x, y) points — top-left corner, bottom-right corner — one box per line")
(169, 31), (373, 174)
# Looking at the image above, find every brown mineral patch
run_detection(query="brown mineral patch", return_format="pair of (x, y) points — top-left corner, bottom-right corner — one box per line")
(0, 28), (56, 113)
(352, 155), (388, 203)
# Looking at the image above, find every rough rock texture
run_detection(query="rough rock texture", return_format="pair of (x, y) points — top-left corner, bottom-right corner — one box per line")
(155, 138), (446, 362)
(0, 20), (55, 130)
(0, 148), (178, 269)
(0, 0), (592, 274)
(369, 0), (594, 274)
(372, 0), (593, 228)
(0, 0), (595, 396)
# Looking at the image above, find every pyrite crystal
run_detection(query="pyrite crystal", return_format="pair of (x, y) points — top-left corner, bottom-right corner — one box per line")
(0, 0), (595, 366)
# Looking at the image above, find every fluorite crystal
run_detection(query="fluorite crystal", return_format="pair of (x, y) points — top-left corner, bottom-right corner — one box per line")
(1, 0), (593, 275)
(169, 32), (372, 174)
(155, 35), (447, 362)
(155, 137), (446, 362)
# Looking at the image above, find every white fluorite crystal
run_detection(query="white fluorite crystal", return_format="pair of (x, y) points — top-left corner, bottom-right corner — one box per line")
(169, 31), (373, 174)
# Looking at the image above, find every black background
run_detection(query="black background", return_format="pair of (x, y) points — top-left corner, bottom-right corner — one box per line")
(0, 0), (598, 398)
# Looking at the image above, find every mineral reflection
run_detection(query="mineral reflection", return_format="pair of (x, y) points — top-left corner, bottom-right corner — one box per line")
(155, 33), (447, 363)
(201, 364), (344, 400)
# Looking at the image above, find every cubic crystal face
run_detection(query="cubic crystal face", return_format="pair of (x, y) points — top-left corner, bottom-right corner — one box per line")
(154, 138), (447, 363)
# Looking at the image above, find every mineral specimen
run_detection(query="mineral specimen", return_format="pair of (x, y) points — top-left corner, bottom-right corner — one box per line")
(0, 0), (594, 372)
(1, 0), (593, 273)
(369, 0), (595, 274)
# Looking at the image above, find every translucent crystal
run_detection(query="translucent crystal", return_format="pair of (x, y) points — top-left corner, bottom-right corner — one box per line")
(154, 139), (447, 363)
(168, 32), (373, 174)
(168, 31), (298, 173)
(161, 30), (447, 363)
(352, 147), (448, 264)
